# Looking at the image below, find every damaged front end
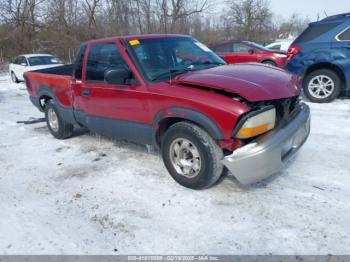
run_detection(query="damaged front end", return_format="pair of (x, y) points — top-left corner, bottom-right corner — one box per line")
(222, 97), (311, 185)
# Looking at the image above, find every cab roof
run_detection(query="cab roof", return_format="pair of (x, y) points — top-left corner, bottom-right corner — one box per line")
(88, 34), (192, 44)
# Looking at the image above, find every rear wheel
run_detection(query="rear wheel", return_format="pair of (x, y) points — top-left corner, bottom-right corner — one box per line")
(11, 72), (19, 83)
(161, 122), (224, 189)
(303, 69), (341, 103)
(262, 60), (277, 67)
(45, 100), (74, 139)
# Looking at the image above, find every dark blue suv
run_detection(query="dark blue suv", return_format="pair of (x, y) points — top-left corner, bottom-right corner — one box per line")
(285, 13), (350, 103)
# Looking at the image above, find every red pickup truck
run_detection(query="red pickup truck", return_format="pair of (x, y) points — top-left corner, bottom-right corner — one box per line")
(24, 34), (311, 189)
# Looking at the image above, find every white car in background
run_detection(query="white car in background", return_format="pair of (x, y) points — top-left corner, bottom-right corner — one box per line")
(266, 41), (293, 51)
(9, 54), (63, 83)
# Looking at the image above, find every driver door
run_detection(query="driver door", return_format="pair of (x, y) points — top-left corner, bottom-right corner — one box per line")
(233, 43), (259, 63)
(212, 43), (235, 63)
(77, 41), (152, 144)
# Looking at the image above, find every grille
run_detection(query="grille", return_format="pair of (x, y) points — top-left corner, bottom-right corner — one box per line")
(250, 96), (300, 125)
(271, 97), (299, 123)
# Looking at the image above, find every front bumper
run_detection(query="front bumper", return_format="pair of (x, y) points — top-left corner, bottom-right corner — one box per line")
(222, 103), (311, 185)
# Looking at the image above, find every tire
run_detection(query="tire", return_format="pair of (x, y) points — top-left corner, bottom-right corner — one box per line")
(45, 100), (74, 139)
(11, 71), (19, 83)
(161, 122), (224, 189)
(303, 69), (341, 103)
(262, 60), (277, 67)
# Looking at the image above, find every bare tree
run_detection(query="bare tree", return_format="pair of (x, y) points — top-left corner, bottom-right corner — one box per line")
(224, 0), (272, 42)
(0, 0), (44, 32)
(276, 13), (309, 39)
(0, 0), (309, 62)
(156, 0), (209, 33)
(0, 0), (45, 56)
(83, 0), (101, 31)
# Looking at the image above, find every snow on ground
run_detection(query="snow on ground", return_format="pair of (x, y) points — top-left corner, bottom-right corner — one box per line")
(0, 74), (350, 255)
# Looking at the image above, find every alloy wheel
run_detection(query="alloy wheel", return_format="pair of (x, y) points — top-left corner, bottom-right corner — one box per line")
(47, 107), (59, 132)
(308, 75), (335, 99)
(169, 138), (201, 178)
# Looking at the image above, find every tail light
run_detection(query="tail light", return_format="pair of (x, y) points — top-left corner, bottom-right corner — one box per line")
(287, 45), (301, 62)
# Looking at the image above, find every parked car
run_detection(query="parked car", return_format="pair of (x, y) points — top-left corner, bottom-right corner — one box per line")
(285, 13), (350, 103)
(24, 34), (310, 189)
(9, 54), (63, 83)
(266, 40), (293, 51)
(209, 40), (288, 68)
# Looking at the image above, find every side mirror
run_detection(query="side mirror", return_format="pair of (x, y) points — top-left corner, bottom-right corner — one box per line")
(20, 63), (27, 66)
(248, 49), (255, 54)
(104, 68), (132, 85)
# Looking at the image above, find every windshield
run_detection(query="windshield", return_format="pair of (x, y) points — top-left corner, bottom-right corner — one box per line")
(127, 37), (225, 81)
(247, 42), (271, 51)
(28, 56), (62, 66)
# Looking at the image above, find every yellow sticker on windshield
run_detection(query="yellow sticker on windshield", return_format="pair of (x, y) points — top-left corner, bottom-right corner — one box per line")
(129, 39), (140, 46)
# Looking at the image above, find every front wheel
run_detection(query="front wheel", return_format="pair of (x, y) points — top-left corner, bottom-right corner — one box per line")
(303, 69), (341, 103)
(11, 72), (19, 83)
(45, 100), (74, 139)
(161, 122), (224, 189)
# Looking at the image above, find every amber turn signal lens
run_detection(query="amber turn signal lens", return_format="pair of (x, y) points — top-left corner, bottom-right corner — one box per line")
(236, 108), (276, 139)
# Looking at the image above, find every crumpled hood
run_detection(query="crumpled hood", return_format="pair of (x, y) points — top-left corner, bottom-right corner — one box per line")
(174, 63), (301, 102)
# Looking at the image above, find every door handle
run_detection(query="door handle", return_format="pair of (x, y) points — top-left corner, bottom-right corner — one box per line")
(343, 44), (350, 49)
(81, 90), (90, 96)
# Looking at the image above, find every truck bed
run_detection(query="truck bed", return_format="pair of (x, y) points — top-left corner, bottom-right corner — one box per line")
(24, 64), (74, 108)
(31, 64), (74, 76)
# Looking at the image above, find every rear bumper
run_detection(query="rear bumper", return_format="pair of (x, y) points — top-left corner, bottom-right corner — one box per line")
(222, 103), (311, 185)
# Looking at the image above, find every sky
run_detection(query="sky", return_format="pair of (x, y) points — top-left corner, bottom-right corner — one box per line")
(269, 0), (350, 20)
(214, 0), (350, 21)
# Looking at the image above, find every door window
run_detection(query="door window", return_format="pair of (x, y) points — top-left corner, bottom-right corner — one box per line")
(337, 27), (350, 41)
(19, 56), (28, 66)
(14, 56), (21, 64)
(85, 43), (128, 83)
(233, 44), (250, 53)
(213, 43), (234, 52)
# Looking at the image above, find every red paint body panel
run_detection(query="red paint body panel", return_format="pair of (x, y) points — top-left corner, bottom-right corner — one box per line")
(146, 82), (248, 138)
(25, 72), (73, 107)
(24, 34), (300, 144)
(175, 63), (301, 102)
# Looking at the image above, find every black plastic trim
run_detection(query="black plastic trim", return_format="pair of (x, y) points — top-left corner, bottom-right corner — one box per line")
(153, 107), (224, 142)
(87, 115), (153, 145)
(36, 86), (78, 126)
(29, 96), (42, 111)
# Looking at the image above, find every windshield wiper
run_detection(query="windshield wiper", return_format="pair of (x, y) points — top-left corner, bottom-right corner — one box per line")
(200, 61), (226, 65)
(151, 68), (192, 81)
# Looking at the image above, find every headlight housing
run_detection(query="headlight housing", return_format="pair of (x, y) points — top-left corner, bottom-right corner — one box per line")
(235, 107), (276, 139)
